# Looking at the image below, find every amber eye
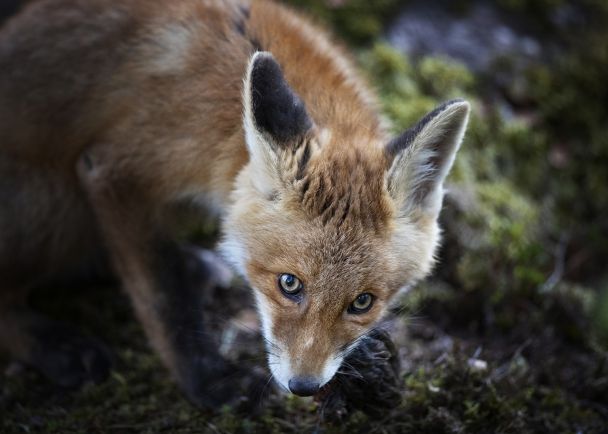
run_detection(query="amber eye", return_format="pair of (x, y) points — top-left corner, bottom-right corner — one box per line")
(348, 293), (374, 314)
(278, 273), (303, 298)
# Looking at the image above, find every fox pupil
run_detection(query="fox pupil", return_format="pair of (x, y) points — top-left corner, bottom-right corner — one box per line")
(279, 273), (302, 298)
(349, 293), (374, 313)
(356, 294), (369, 307)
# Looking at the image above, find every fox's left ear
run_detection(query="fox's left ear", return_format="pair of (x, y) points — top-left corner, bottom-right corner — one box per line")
(386, 99), (470, 218)
(243, 51), (314, 197)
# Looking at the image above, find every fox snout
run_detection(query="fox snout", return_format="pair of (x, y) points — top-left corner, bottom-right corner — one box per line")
(264, 319), (346, 397)
(267, 346), (343, 397)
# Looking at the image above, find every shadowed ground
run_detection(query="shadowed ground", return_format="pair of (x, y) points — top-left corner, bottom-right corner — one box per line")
(1, 270), (606, 433)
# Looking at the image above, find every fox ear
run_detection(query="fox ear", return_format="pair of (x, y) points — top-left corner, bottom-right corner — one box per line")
(386, 99), (470, 218)
(243, 51), (313, 196)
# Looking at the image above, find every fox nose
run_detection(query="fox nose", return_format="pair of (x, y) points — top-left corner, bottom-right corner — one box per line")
(288, 376), (320, 396)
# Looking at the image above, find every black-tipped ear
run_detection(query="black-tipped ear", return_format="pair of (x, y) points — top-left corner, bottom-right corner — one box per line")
(242, 52), (315, 196)
(248, 52), (312, 145)
(386, 99), (470, 217)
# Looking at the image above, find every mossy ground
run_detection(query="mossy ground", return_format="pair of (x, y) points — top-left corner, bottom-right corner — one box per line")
(2, 0), (608, 432)
(2, 280), (606, 432)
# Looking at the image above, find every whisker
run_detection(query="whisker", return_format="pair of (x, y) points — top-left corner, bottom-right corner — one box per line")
(336, 370), (364, 379)
(257, 373), (275, 408)
(339, 361), (366, 383)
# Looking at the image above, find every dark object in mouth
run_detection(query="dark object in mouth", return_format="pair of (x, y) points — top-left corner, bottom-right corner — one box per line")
(315, 329), (402, 420)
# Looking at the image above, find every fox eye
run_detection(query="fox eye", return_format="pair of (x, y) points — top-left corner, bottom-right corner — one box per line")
(348, 293), (374, 314)
(278, 273), (303, 298)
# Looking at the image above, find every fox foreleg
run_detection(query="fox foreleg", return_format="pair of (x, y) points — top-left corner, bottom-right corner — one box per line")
(76, 149), (237, 409)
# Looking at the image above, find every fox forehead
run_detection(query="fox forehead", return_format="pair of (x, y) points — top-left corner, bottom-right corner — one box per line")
(294, 144), (394, 232)
(224, 145), (434, 293)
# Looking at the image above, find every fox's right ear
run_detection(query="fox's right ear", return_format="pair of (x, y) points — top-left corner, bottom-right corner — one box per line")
(243, 51), (313, 197)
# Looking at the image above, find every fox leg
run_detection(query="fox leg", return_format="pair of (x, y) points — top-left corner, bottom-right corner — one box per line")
(75, 150), (238, 409)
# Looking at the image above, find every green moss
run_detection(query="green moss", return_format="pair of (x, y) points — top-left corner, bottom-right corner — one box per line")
(286, 0), (401, 45)
(359, 44), (475, 131)
(415, 56), (475, 98)
(393, 354), (606, 433)
(592, 282), (608, 345)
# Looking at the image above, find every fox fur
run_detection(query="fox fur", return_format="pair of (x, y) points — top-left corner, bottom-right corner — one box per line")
(0, 0), (469, 405)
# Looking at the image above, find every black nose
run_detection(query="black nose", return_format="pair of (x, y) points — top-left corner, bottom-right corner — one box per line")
(288, 376), (320, 396)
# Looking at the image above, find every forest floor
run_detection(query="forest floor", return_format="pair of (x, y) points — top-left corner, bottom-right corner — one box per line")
(1, 273), (606, 433)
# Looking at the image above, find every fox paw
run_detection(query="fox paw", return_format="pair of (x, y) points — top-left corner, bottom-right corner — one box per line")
(29, 324), (113, 388)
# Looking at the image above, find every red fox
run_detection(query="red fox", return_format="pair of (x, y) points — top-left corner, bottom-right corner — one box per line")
(0, 0), (469, 406)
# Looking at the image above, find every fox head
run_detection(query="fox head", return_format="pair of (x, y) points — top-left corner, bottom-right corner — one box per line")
(219, 52), (470, 396)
